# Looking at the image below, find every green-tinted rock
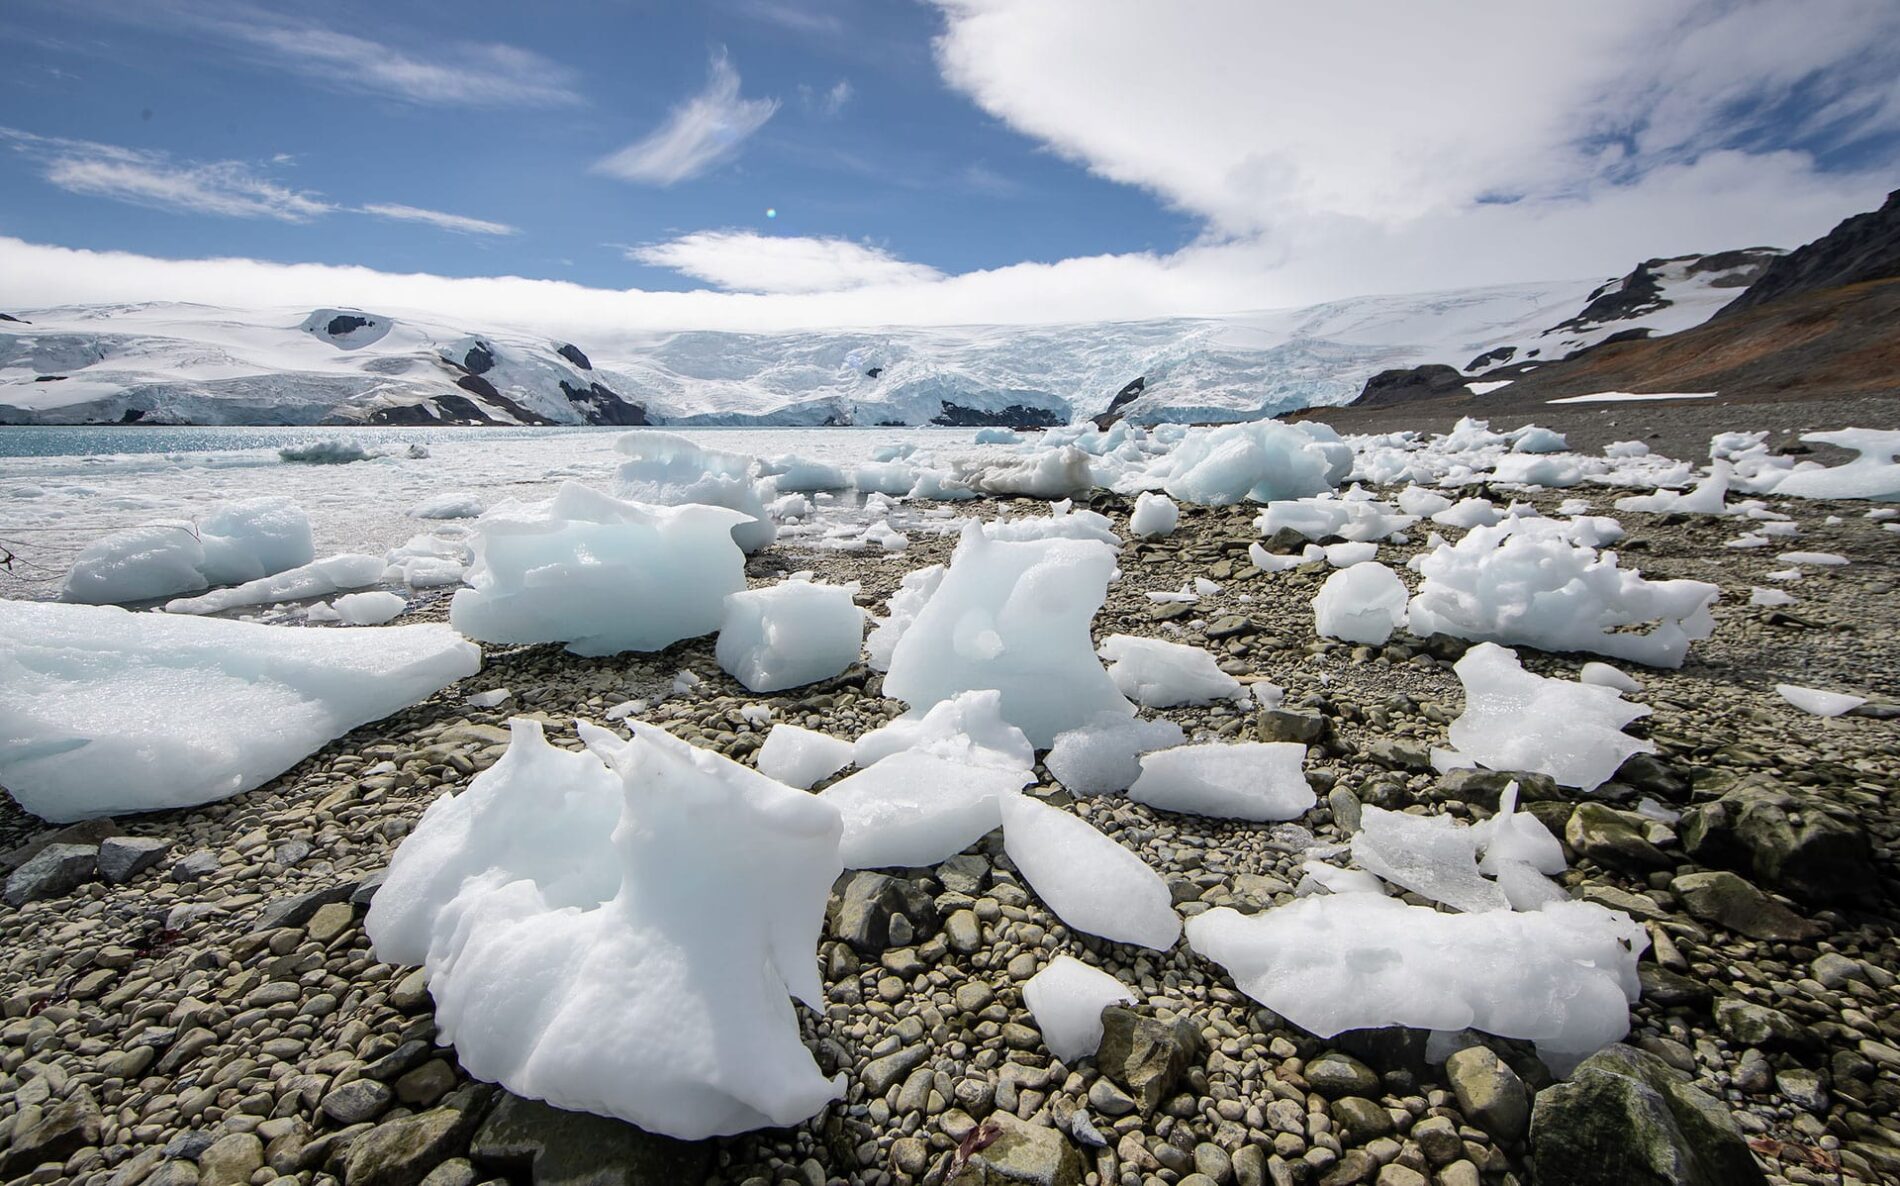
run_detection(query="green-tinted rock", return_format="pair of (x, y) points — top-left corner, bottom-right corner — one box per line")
(1529, 1044), (1766, 1186)
(1566, 803), (1671, 873)
(1444, 1046), (1529, 1142)
(947, 1114), (1085, 1186)
(1679, 777), (1876, 905)
(1670, 870), (1819, 941)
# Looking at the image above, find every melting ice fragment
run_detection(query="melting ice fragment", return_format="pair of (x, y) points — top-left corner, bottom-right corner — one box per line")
(1434, 643), (1653, 793)
(716, 581), (865, 693)
(1775, 684), (1867, 717)
(62, 497), (315, 605)
(1045, 712), (1187, 797)
(0, 601), (479, 821)
(756, 724), (854, 789)
(1312, 562), (1408, 645)
(1128, 742), (1315, 821)
(998, 795), (1180, 950)
(1022, 956), (1137, 1063)
(1098, 635), (1243, 707)
(365, 718), (845, 1140)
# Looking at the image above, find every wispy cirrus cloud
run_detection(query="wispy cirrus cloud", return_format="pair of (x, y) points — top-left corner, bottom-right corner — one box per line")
(1, 127), (331, 221)
(593, 53), (779, 186)
(359, 203), (517, 237)
(2, 127), (517, 235)
(630, 229), (942, 293)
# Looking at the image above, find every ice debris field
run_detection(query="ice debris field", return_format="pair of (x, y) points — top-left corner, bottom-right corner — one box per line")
(0, 417), (1895, 1139)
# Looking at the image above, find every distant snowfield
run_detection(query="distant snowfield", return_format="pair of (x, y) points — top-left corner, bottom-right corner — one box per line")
(0, 251), (1767, 429)
(1546, 392), (1719, 404)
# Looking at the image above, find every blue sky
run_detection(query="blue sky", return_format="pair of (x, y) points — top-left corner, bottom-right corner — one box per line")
(0, 0), (1196, 290)
(1, 1), (1895, 329)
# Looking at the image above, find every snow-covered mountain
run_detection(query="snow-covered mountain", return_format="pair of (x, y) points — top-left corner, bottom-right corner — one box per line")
(0, 249), (1778, 427)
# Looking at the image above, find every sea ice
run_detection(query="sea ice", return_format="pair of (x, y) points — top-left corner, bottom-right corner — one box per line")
(1435, 643), (1653, 792)
(1775, 684), (1867, 717)
(764, 455), (850, 492)
(1407, 516), (1718, 666)
(1161, 421), (1352, 506)
(278, 438), (371, 464)
(1128, 743), (1315, 821)
(1351, 806), (1508, 913)
(818, 750), (1033, 869)
(756, 724), (854, 789)
(1312, 562), (1408, 644)
(864, 564), (945, 672)
(1098, 635), (1243, 707)
(365, 719), (844, 1139)
(616, 431), (776, 553)
(62, 497), (315, 605)
(0, 601), (479, 821)
(333, 591), (407, 626)
(162, 553), (386, 615)
(882, 523), (1132, 748)
(1129, 491), (1179, 538)
(716, 581), (865, 693)
(999, 795), (1180, 949)
(1186, 894), (1647, 1061)
(409, 492), (487, 519)
(450, 482), (748, 657)
(966, 446), (1094, 500)
(1045, 712), (1187, 797)
(1021, 956), (1137, 1063)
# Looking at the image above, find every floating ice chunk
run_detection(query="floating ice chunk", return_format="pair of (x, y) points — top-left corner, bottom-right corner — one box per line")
(279, 437), (370, 464)
(716, 581), (865, 693)
(1185, 895), (1647, 1061)
(63, 497), (315, 605)
(1161, 421), (1353, 506)
(999, 795), (1180, 950)
(1614, 462), (1732, 515)
(1022, 957), (1137, 1063)
(451, 482), (748, 657)
(1778, 551), (1847, 566)
(384, 533), (470, 588)
(907, 469), (977, 501)
(852, 460), (919, 496)
(883, 523), (1131, 748)
(764, 455), (850, 492)
(852, 690), (1035, 771)
(1045, 712), (1187, 797)
(974, 427), (1023, 445)
(1129, 491), (1179, 538)
(1577, 661), (1643, 695)
(1352, 806), (1508, 913)
(1098, 635), (1242, 707)
(819, 750), (1033, 868)
(864, 564), (944, 673)
(1436, 643), (1652, 792)
(365, 719), (844, 1139)
(966, 446), (1095, 500)
(333, 591), (407, 626)
(163, 553), (385, 615)
(1775, 684), (1867, 717)
(1297, 861), (1387, 897)
(0, 601), (480, 822)
(756, 724), (854, 789)
(1313, 562), (1407, 645)
(1407, 517), (1718, 666)
(1765, 429), (1900, 501)
(409, 492), (487, 519)
(1128, 742), (1315, 821)
(1324, 541), (1377, 567)
(616, 431), (775, 553)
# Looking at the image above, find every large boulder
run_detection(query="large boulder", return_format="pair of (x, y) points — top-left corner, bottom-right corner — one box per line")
(1680, 777), (1877, 905)
(829, 871), (940, 953)
(343, 1085), (493, 1186)
(948, 1114), (1085, 1186)
(3, 842), (98, 906)
(1444, 1045), (1530, 1142)
(468, 1092), (711, 1186)
(0, 1089), (102, 1176)
(1096, 1007), (1201, 1113)
(1670, 871), (1818, 942)
(1530, 1044), (1766, 1186)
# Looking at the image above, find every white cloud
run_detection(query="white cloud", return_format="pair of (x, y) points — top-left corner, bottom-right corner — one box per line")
(594, 53), (779, 185)
(119, 3), (584, 108)
(1, 128), (332, 221)
(631, 230), (943, 293)
(360, 203), (518, 237)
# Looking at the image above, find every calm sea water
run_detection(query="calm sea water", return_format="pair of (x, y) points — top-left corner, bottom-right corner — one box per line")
(1, 423), (681, 459)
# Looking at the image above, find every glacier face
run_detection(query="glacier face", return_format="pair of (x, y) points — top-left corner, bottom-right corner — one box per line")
(0, 255), (1769, 427)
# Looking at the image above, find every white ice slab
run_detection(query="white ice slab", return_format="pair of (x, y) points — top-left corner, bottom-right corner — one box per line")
(999, 795), (1180, 950)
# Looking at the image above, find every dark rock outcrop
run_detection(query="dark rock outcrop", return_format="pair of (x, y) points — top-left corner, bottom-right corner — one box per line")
(1092, 376), (1147, 428)
(865, 365), (884, 378)
(0, 312), (27, 323)
(1720, 188), (1900, 317)
(932, 401), (1063, 428)
(1465, 345), (1516, 372)
(555, 342), (592, 370)
(1679, 775), (1877, 904)
(560, 380), (649, 426)
(325, 314), (373, 336)
(461, 341), (496, 375)
(1350, 364), (1469, 408)
(830, 871), (939, 953)
(469, 1091), (711, 1186)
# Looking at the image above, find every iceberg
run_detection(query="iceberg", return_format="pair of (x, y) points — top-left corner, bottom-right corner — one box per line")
(1160, 421), (1352, 505)
(366, 719), (844, 1139)
(450, 482), (748, 657)
(0, 601), (479, 821)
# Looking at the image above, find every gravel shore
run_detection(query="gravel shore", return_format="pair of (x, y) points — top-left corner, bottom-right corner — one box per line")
(2, 481), (1896, 1186)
